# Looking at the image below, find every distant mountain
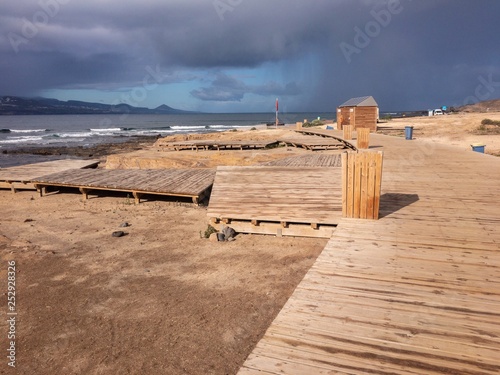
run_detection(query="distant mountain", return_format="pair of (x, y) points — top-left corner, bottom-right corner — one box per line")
(458, 99), (500, 113)
(0, 96), (198, 115)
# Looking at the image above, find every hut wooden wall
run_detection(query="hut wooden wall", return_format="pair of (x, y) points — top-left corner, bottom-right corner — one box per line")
(337, 106), (378, 132)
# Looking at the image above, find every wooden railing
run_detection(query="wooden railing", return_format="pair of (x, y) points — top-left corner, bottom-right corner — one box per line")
(342, 151), (383, 220)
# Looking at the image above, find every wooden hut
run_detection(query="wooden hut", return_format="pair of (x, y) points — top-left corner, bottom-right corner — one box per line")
(337, 96), (379, 132)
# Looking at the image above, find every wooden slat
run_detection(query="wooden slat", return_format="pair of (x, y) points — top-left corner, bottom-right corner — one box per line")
(0, 159), (100, 191)
(0, 159), (99, 183)
(357, 127), (370, 149)
(262, 154), (342, 167)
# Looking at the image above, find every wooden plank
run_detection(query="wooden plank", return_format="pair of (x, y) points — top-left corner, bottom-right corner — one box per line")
(343, 125), (352, 140)
(210, 220), (335, 239)
(0, 159), (100, 190)
(357, 127), (370, 149)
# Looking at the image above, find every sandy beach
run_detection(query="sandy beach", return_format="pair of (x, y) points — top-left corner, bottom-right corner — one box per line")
(1, 111), (499, 374)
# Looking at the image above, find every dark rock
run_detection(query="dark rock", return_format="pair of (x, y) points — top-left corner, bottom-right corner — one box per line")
(112, 231), (125, 238)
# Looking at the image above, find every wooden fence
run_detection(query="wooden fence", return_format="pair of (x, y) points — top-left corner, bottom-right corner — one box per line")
(342, 151), (383, 220)
(357, 128), (370, 149)
(343, 125), (353, 140)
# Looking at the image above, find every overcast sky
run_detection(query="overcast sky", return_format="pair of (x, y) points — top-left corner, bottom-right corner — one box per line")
(1, 0), (499, 113)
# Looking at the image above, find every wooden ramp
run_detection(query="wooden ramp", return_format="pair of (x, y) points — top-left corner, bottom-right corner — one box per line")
(295, 129), (358, 150)
(0, 159), (99, 192)
(32, 168), (215, 204)
(157, 140), (278, 151)
(207, 166), (342, 238)
(238, 135), (500, 374)
(261, 154), (342, 167)
(279, 134), (356, 151)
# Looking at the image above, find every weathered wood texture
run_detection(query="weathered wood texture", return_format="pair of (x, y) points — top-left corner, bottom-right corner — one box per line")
(295, 129), (357, 151)
(279, 135), (352, 151)
(156, 140), (278, 151)
(338, 106), (378, 131)
(343, 125), (353, 140)
(207, 166), (342, 236)
(32, 168), (215, 203)
(0, 159), (99, 191)
(239, 134), (500, 374)
(357, 127), (370, 149)
(342, 151), (383, 220)
(262, 154), (342, 167)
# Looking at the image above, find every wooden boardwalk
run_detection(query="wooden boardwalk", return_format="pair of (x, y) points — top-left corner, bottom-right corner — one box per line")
(238, 135), (500, 374)
(262, 154), (342, 167)
(207, 166), (342, 238)
(279, 135), (353, 151)
(295, 129), (358, 150)
(157, 140), (278, 151)
(32, 168), (215, 204)
(0, 159), (99, 192)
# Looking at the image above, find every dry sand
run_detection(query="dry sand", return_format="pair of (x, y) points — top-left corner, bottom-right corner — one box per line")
(0, 191), (326, 375)
(377, 111), (500, 155)
(0, 111), (498, 375)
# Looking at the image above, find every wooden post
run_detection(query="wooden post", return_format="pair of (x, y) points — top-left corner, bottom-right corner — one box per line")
(79, 187), (89, 200)
(342, 151), (383, 220)
(343, 125), (353, 140)
(357, 128), (370, 149)
(296, 122), (303, 130)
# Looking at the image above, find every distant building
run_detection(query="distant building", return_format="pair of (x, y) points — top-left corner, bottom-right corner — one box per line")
(337, 96), (379, 132)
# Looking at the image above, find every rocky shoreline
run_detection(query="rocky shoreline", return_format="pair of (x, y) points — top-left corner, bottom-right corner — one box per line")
(1, 135), (159, 159)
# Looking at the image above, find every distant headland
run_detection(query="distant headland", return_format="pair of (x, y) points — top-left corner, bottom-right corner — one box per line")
(0, 96), (198, 115)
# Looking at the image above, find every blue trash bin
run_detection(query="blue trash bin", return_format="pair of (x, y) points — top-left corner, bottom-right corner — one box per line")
(471, 143), (485, 153)
(405, 126), (413, 140)
(326, 126), (333, 130)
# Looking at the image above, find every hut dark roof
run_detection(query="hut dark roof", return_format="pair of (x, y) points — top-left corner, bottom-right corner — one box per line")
(339, 96), (378, 107)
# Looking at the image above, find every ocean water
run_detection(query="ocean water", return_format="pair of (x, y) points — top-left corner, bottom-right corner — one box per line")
(0, 112), (334, 167)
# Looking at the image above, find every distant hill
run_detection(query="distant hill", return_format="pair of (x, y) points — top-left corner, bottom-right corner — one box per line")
(0, 96), (197, 115)
(458, 99), (500, 113)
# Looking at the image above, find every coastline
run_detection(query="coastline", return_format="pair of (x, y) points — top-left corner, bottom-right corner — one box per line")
(0, 135), (160, 167)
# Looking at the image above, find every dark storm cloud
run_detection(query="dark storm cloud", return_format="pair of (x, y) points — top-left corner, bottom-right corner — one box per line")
(191, 72), (301, 101)
(0, 0), (499, 110)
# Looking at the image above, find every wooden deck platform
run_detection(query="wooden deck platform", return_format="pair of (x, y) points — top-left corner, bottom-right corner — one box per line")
(0, 159), (99, 192)
(238, 135), (500, 374)
(279, 134), (356, 151)
(157, 140), (279, 151)
(262, 154), (342, 167)
(32, 168), (216, 204)
(207, 166), (342, 238)
(296, 129), (358, 150)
